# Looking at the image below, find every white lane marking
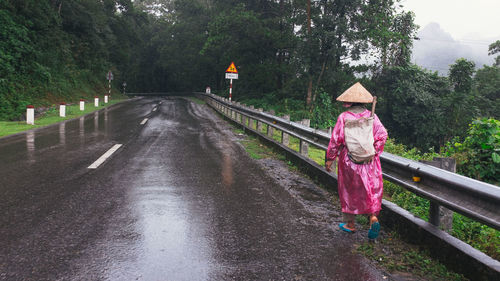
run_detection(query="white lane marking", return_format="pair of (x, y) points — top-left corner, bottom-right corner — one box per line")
(153, 107), (157, 112)
(88, 144), (123, 169)
(140, 118), (148, 125)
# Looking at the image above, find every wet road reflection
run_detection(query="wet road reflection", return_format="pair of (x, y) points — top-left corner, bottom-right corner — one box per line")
(221, 153), (234, 188)
(79, 116), (84, 143)
(59, 122), (66, 146)
(26, 130), (35, 164)
(94, 111), (99, 132)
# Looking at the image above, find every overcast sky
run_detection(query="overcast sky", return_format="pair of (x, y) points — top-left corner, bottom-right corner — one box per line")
(400, 0), (500, 40)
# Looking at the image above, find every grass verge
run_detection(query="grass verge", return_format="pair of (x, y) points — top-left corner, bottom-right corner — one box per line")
(0, 98), (128, 138)
(356, 231), (467, 280)
(187, 97), (206, 105)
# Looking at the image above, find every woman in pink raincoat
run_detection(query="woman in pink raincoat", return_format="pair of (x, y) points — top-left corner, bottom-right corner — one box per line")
(325, 83), (388, 239)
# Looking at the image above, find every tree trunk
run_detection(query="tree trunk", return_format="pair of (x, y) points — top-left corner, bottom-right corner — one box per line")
(306, 0), (313, 108)
(306, 78), (313, 108)
(310, 60), (327, 112)
(277, 0), (284, 90)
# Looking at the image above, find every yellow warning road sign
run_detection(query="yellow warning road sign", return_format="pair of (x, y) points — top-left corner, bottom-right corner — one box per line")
(225, 62), (238, 73)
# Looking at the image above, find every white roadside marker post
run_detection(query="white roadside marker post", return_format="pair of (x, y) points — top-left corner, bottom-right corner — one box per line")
(26, 105), (35, 125)
(80, 99), (85, 111)
(104, 95), (109, 104)
(94, 96), (99, 107)
(59, 103), (66, 117)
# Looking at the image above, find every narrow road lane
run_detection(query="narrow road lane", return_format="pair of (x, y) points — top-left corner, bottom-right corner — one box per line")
(1, 97), (389, 280)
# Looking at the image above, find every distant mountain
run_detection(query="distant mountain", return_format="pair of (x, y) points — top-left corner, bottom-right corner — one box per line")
(411, 22), (497, 75)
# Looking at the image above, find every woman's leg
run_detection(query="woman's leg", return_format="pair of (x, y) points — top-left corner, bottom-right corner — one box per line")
(368, 213), (380, 239)
(344, 213), (356, 230)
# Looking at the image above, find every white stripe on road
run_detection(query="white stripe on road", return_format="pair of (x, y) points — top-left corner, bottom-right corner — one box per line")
(88, 144), (123, 169)
(140, 118), (148, 125)
(153, 107), (157, 112)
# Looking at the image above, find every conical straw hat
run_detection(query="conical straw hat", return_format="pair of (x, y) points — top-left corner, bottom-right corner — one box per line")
(336, 82), (374, 103)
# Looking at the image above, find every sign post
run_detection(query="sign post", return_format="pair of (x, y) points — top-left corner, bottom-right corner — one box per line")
(106, 71), (113, 102)
(225, 62), (238, 101)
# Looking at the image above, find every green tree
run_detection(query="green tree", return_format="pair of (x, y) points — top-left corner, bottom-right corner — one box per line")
(290, 0), (418, 109)
(445, 58), (478, 141)
(474, 66), (500, 119)
(373, 64), (449, 150)
(201, 3), (285, 97)
(449, 58), (475, 93)
(445, 118), (500, 185)
(488, 40), (500, 67)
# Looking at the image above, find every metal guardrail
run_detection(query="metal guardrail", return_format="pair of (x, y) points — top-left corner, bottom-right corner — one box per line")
(199, 93), (500, 231)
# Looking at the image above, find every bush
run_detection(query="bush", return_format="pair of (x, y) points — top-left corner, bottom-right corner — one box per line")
(444, 118), (500, 185)
(311, 90), (341, 129)
(384, 137), (500, 259)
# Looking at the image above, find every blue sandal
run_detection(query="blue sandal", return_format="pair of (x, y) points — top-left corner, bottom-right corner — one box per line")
(339, 223), (356, 233)
(368, 222), (380, 239)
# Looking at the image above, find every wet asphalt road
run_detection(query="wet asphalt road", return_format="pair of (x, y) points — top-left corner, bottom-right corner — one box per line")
(0, 97), (391, 280)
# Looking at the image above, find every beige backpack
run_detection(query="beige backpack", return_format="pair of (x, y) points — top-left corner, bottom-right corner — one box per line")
(343, 97), (377, 164)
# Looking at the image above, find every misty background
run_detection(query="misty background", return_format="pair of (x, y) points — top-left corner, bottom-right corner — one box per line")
(412, 22), (497, 75)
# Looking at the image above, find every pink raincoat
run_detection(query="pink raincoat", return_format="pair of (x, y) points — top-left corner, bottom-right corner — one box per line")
(326, 107), (388, 215)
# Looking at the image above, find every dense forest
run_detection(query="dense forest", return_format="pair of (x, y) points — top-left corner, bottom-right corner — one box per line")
(1, 0), (499, 182)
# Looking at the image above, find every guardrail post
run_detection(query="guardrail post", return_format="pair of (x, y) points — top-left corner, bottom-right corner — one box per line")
(236, 103), (241, 123)
(257, 108), (263, 132)
(249, 106), (255, 129)
(421, 157), (455, 231)
(242, 114), (247, 127)
(299, 119), (310, 156)
(267, 110), (275, 138)
(282, 115), (290, 146)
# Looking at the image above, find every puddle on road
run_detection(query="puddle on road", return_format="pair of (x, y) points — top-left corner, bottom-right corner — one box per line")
(97, 165), (220, 280)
